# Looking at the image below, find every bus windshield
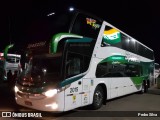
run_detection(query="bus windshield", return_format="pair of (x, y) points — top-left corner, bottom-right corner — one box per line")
(19, 53), (62, 87)
(31, 56), (61, 76)
(25, 11), (75, 42)
(6, 56), (20, 63)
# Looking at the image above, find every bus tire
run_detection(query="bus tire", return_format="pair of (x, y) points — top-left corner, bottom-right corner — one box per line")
(139, 83), (145, 94)
(90, 85), (104, 110)
(144, 80), (148, 93)
(140, 81), (148, 94)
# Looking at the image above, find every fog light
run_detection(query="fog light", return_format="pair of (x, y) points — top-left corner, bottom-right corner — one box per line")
(45, 103), (58, 109)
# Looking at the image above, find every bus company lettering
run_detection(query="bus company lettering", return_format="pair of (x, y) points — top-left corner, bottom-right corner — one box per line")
(27, 41), (46, 48)
(86, 18), (100, 29)
(125, 52), (140, 63)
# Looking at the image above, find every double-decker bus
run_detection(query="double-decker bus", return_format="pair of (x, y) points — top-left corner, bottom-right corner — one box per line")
(15, 9), (154, 111)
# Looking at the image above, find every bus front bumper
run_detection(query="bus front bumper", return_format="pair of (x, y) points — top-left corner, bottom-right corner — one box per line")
(15, 91), (64, 112)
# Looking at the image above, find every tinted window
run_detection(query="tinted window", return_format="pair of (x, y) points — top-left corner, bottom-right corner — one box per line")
(83, 56), (90, 72)
(155, 64), (159, 70)
(32, 56), (62, 73)
(125, 64), (141, 77)
(25, 11), (74, 42)
(96, 62), (108, 77)
(6, 57), (20, 63)
(103, 72), (125, 77)
(102, 26), (122, 48)
(65, 52), (83, 78)
(137, 42), (154, 59)
(101, 26), (154, 60)
(121, 34), (129, 50)
(121, 34), (136, 53)
(96, 62), (141, 78)
(65, 52), (91, 79)
(121, 34), (154, 59)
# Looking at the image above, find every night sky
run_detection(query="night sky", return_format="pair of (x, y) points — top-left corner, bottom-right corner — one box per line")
(0, 0), (160, 63)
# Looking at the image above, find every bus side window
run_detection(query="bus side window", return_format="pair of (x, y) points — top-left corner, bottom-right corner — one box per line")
(125, 64), (141, 77)
(101, 25), (122, 48)
(96, 62), (108, 78)
(65, 52), (83, 78)
(101, 25), (112, 47)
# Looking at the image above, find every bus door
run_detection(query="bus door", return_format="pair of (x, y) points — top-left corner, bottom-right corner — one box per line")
(64, 52), (83, 111)
(81, 78), (90, 106)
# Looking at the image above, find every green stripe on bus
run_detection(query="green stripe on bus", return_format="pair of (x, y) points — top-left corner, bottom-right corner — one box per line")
(131, 77), (144, 85)
(100, 55), (154, 66)
(66, 37), (93, 43)
(100, 55), (126, 63)
(130, 77), (144, 90)
(50, 33), (83, 54)
(59, 74), (85, 87)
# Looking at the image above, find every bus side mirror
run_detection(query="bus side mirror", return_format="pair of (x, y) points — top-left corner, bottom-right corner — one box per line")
(50, 33), (82, 54)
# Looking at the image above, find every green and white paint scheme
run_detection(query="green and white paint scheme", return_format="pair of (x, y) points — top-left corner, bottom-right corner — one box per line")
(50, 33), (83, 53)
(103, 28), (121, 44)
(98, 54), (154, 90)
(15, 14), (154, 112)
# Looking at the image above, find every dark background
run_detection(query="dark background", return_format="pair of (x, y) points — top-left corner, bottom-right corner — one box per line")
(0, 0), (159, 63)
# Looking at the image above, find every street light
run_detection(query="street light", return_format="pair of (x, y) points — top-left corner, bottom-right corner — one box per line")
(69, 7), (74, 12)
(47, 12), (55, 16)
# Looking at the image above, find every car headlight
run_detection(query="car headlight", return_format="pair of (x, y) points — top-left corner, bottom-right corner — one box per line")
(44, 89), (57, 97)
(14, 86), (19, 93)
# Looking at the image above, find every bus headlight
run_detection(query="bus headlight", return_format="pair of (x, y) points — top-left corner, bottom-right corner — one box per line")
(44, 89), (57, 97)
(14, 86), (19, 93)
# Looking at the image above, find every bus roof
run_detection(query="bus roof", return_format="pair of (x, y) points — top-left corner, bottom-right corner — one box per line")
(0, 53), (21, 57)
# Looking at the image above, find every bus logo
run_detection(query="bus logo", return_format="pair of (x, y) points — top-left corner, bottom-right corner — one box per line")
(86, 18), (100, 29)
(103, 28), (121, 44)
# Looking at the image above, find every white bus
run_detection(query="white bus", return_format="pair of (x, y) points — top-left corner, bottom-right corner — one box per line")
(6, 53), (21, 74)
(15, 9), (154, 111)
(0, 53), (21, 82)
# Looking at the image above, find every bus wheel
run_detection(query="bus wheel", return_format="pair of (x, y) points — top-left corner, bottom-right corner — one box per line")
(144, 81), (148, 93)
(91, 85), (104, 110)
(139, 83), (145, 94)
(140, 81), (148, 94)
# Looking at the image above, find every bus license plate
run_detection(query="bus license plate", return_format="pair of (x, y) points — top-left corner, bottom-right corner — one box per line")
(25, 101), (32, 106)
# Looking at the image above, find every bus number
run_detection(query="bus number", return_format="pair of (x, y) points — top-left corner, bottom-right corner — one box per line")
(70, 87), (78, 93)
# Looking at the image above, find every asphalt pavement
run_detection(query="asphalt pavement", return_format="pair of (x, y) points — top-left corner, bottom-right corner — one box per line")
(0, 82), (160, 120)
